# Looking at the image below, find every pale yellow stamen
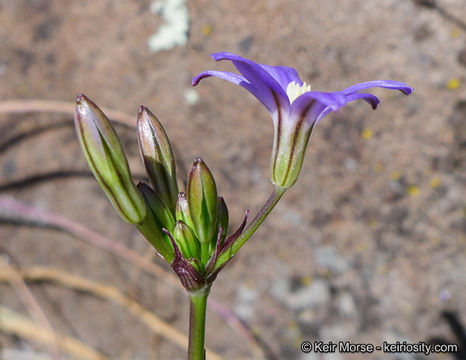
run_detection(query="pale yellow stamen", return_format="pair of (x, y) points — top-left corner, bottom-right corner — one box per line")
(286, 81), (312, 104)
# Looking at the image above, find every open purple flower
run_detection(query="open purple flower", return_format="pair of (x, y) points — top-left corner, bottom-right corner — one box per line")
(193, 52), (413, 189)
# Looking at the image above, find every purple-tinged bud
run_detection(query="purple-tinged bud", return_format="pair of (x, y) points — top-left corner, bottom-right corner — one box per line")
(187, 158), (218, 244)
(216, 197), (228, 245)
(137, 106), (178, 213)
(136, 182), (175, 262)
(74, 94), (146, 224)
(173, 220), (201, 268)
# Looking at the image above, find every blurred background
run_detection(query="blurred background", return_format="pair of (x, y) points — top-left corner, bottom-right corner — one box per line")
(0, 0), (465, 359)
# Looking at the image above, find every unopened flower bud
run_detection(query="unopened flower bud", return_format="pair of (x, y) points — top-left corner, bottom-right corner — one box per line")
(74, 94), (146, 224)
(137, 106), (178, 213)
(173, 220), (201, 264)
(187, 158), (218, 244)
(136, 182), (175, 262)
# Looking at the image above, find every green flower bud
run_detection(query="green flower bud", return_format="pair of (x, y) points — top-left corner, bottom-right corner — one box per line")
(175, 192), (194, 228)
(187, 158), (217, 244)
(136, 182), (175, 262)
(74, 94), (146, 224)
(216, 197), (229, 245)
(173, 220), (200, 263)
(137, 106), (178, 213)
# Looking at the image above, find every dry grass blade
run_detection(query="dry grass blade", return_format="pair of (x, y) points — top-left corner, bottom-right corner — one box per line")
(0, 305), (109, 360)
(0, 195), (181, 291)
(0, 257), (60, 359)
(0, 266), (223, 360)
(0, 196), (266, 357)
(0, 100), (135, 127)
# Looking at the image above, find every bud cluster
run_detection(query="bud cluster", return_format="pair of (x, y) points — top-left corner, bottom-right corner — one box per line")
(74, 95), (247, 292)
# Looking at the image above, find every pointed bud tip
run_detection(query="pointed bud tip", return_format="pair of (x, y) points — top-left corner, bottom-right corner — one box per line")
(76, 93), (90, 104)
(75, 94), (100, 116)
(189, 158), (202, 175)
(75, 94), (97, 108)
(137, 105), (150, 118)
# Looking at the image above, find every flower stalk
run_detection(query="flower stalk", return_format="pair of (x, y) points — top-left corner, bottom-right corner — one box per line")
(214, 186), (286, 271)
(188, 287), (211, 360)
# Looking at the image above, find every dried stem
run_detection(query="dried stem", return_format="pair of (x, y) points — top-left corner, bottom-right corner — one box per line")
(0, 257), (61, 359)
(0, 99), (134, 126)
(0, 266), (223, 360)
(0, 196), (266, 357)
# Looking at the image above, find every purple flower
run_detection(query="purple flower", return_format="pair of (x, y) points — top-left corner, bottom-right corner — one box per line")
(193, 52), (413, 188)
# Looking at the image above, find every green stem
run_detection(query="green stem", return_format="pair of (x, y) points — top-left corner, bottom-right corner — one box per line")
(215, 185), (286, 269)
(188, 286), (210, 360)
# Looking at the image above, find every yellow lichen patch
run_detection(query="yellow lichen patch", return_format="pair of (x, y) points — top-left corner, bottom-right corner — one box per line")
(369, 219), (378, 228)
(251, 326), (261, 336)
(373, 163), (383, 173)
(390, 171), (401, 180)
(429, 177), (441, 188)
(300, 275), (312, 286)
(356, 241), (367, 252)
(377, 264), (387, 274)
(450, 28), (461, 38)
(407, 185), (420, 196)
(243, 279), (255, 289)
(447, 78), (460, 90)
(201, 24), (212, 36)
(361, 127), (373, 140)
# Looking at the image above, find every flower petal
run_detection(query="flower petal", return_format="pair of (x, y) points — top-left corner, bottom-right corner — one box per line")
(314, 93), (380, 126)
(192, 70), (278, 112)
(345, 92), (381, 110)
(341, 80), (413, 96)
(290, 91), (347, 125)
(210, 52), (290, 112)
(258, 64), (303, 90)
(192, 70), (247, 87)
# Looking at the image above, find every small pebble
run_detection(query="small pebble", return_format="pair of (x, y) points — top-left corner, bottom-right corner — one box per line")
(184, 88), (199, 105)
(439, 289), (450, 302)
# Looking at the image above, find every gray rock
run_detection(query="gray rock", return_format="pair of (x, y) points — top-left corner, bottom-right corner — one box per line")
(314, 246), (351, 274)
(272, 278), (331, 311)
